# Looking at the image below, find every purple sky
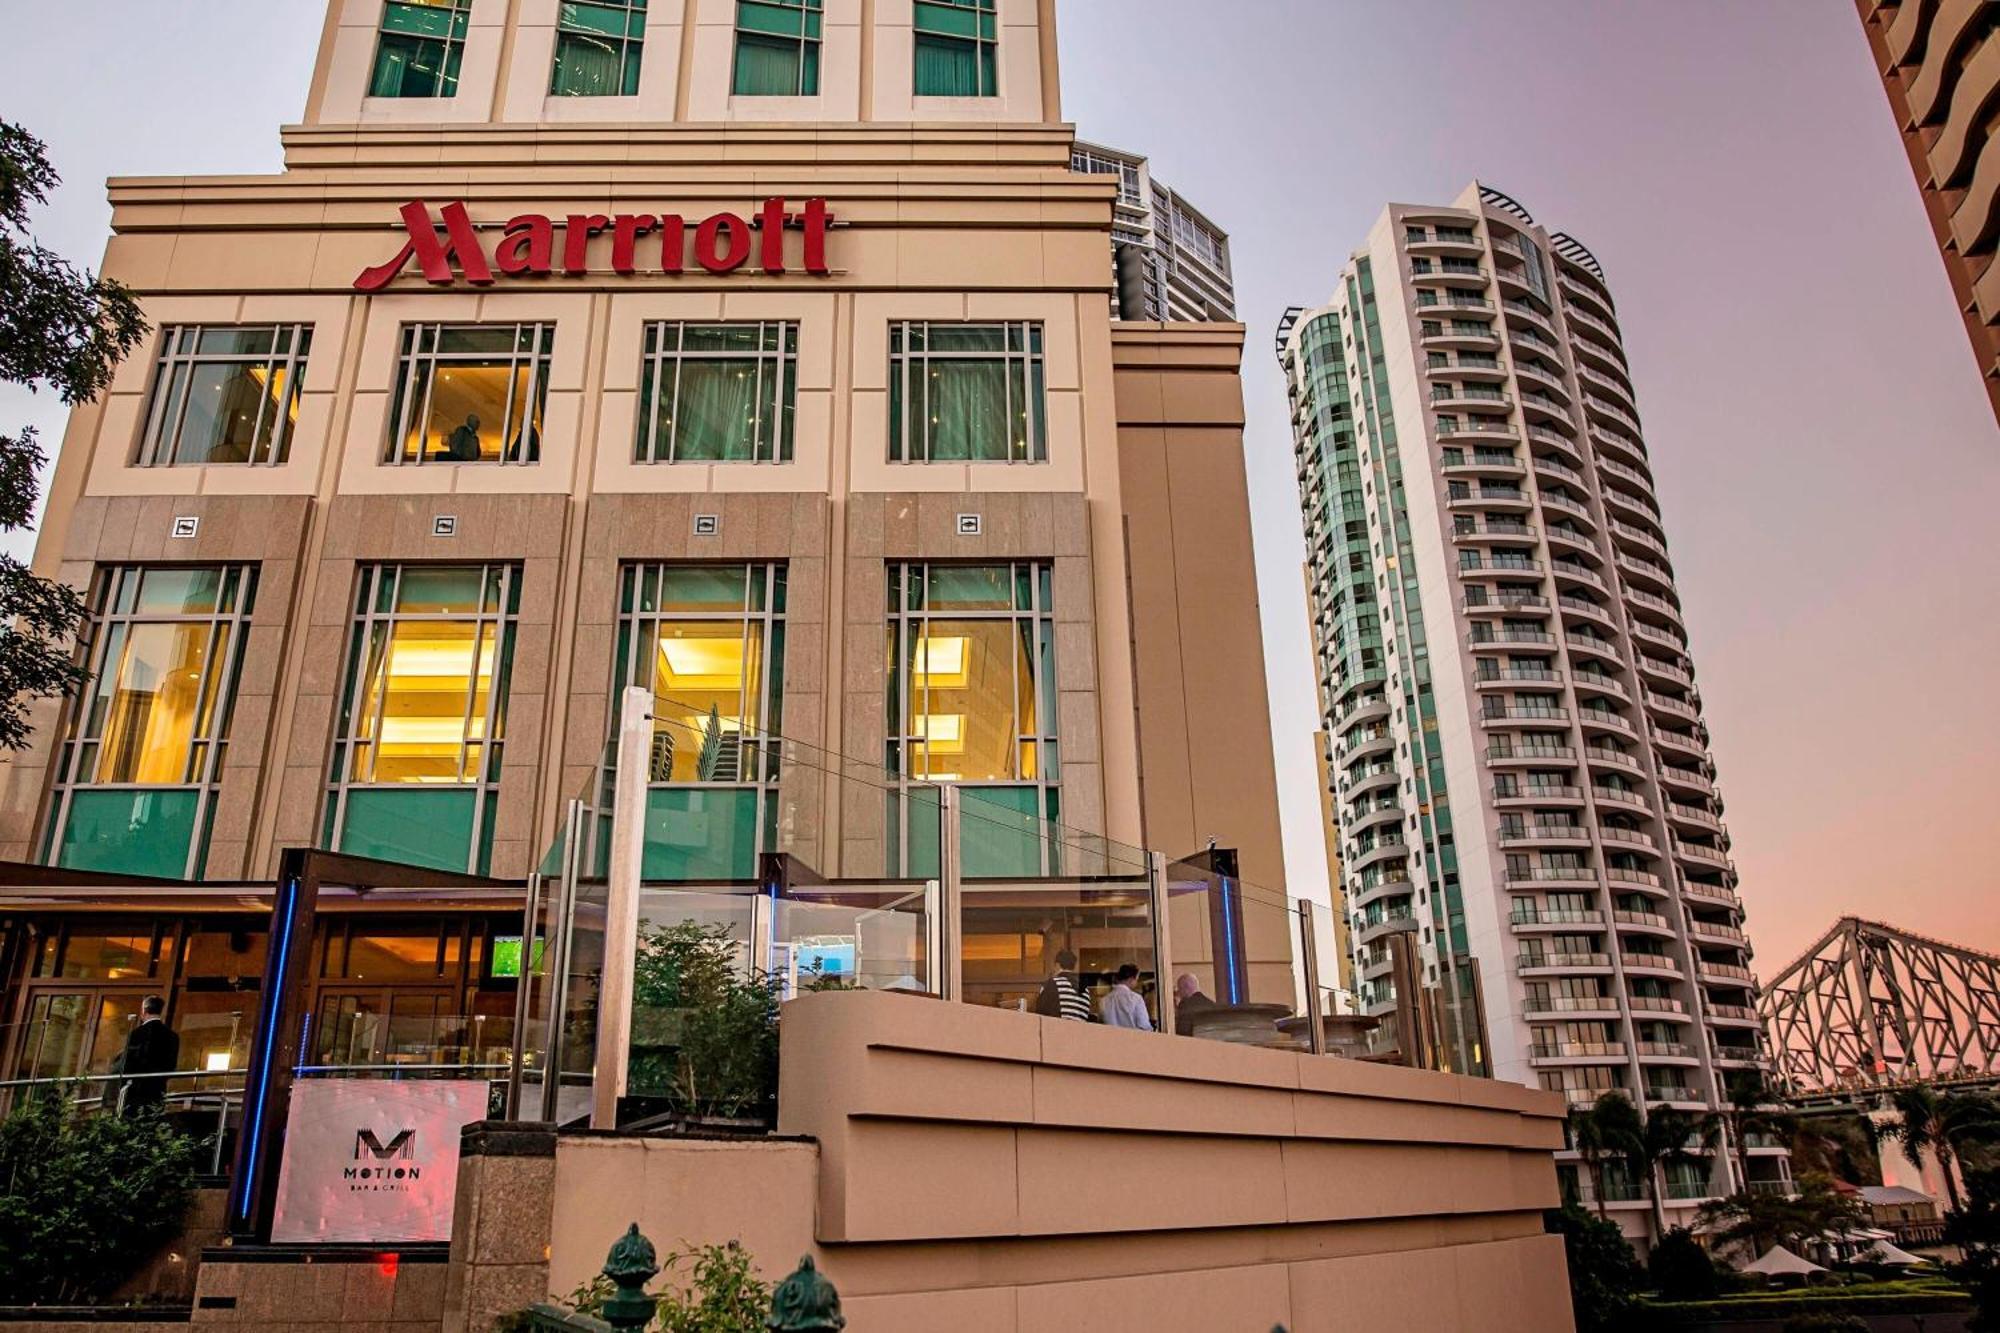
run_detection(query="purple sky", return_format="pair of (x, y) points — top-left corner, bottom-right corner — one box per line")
(2, 1), (1995, 971)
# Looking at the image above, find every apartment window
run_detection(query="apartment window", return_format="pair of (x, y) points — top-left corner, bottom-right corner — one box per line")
(324, 565), (520, 875)
(636, 322), (797, 463)
(370, 0), (473, 98)
(886, 562), (1058, 877)
(136, 326), (313, 466)
(913, 0), (997, 97)
(888, 322), (1045, 463)
(43, 566), (258, 879)
(551, 0), (647, 96)
(613, 563), (787, 879)
(732, 0), (821, 96)
(387, 324), (553, 465)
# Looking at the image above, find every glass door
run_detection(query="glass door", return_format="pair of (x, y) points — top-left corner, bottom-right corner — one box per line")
(15, 990), (149, 1090)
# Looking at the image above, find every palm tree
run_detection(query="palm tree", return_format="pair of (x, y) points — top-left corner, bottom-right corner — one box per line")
(1633, 1106), (1714, 1239)
(1881, 1087), (2000, 1213)
(1717, 1071), (1793, 1194)
(1569, 1092), (1645, 1219)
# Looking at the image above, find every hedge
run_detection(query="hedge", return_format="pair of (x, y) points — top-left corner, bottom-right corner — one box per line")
(1638, 1287), (1972, 1327)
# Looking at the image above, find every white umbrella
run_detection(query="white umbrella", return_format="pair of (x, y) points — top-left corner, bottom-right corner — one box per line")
(1740, 1245), (1827, 1276)
(1854, 1240), (1933, 1268)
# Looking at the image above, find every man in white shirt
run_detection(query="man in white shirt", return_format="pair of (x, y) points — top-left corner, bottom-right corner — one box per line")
(1100, 962), (1153, 1031)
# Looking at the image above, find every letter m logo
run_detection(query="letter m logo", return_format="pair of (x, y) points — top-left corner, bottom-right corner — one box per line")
(355, 1129), (416, 1161)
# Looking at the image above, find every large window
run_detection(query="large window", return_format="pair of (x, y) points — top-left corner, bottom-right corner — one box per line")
(136, 325), (313, 467)
(732, 0), (821, 96)
(370, 0), (473, 99)
(613, 564), (786, 880)
(887, 562), (1058, 876)
(913, 0), (998, 97)
(324, 565), (520, 875)
(888, 322), (1046, 463)
(43, 566), (258, 879)
(636, 323), (797, 463)
(551, 0), (647, 97)
(387, 324), (552, 465)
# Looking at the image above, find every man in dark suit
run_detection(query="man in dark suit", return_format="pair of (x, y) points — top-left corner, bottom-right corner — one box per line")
(116, 995), (179, 1118)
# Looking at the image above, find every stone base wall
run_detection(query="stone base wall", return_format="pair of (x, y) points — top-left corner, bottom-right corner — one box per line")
(186, 1248), (448, 1332)
(438, 1124), (558, 1333)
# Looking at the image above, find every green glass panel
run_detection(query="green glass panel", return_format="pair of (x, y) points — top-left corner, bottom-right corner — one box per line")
(54, 789), (200, 879)
(134, 567), (224, 616)
(960, 785), (1042, 878)
(640, 788), (759, 881)
(336, 787), (478, 873)
(738, 1), (811, 38)
(393, 566), (487, 614)
(898, 786), (941, 880)
(559, 2), (636, 38)
(650, 565), (751, 613)
(925, 564), (1012, 611)
(914, 33), (982, 96)
(382, 1), (462, 40)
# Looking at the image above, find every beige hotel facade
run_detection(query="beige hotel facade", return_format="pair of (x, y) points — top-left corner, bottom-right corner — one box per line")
(0, 0), (1288, 904)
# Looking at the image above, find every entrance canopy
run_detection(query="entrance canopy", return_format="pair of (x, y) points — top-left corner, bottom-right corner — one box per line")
(1740, 1246), (1826, 1276)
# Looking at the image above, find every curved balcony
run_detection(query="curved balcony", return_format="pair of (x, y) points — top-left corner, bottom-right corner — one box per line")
(1569, 330), (1630, 380)
(1527, 424), (1584, 464)
(1626, 994), (1690, 1020)
(1504, 298), (1559, 338)
(1420, 323), (1501, 350)
(1505, 864), (1599, 888)
(1886, 0), (1940, 69)
(1635, 1040), (1698, 1064)
(1571, 668), (1629, 703)
(1591, 785), (1655, 817)
(1523, 994), (1623, 1020)
(1459, 556), (1544, 581)
(1341, 729), (1396, 762)
(1512, 359), (1571, 399)
(1473, 630), (1558, 653)
(1529, 1041), (1628, 1066)
(1560, 597), (1617, 631)
(1590, 425), (1650, 471)
(1346, 766), (1401, 800)
(1465, 593), (1550, 618)
(1666, 800), (1722, 833)
(1516, 951), (1613, 976)
(1475, 666), (1563, 689)
(1681, 881), (1741, 912)
(1441, 449), (1526, 478)
(1482, 706), (1571, 728)
(1352, 877), (1415, 909)
(1687, 918), (1749, 948)
(1545, 527), (1602, 560)
(1619, 555), (1678, 598)
(1697, 959), (1756, 985)
(1510, 907), (1605, 931)
(1652, 727), (1708, 764)
(1519, 391), (1577, 432)
(1605, 865), (1664, 891)
(1349, 839), (1409, 874)
(1500, 822), (1593, 849)
(1414, 261), (1490, 290)
(1549, 559), (1608, 594)
(1575, 705), (1634, 737)
(1953, 114), (2000, 256)
(1601, 484), (1660, 525)
(1623, 952), (1683, 980)
(1909, 0), (1988, 124)
(1436, 417), (1520, 444)
(1407, 231), (1486, 257)
(1597, 825), (1657, 854)
(1932, 37), (2000, 189)
(1431, 383), (1515, 413)
(1675, 842), (1734, 876)
(1494, 784), (1584, 808)
(1660, 765), (1715, 798)
(1625, 587), (1684, 629)
(1565, 633), (1623, 667)
(1705, 1002), (1761, 1028)
(1540, 493), (1596, 527)
(1415, 292), (1497, 319)
(1448, 486), (1533, 513)
(1350, 802), (1402, 835)
(1614, 909), (1674, 938)
(1354, 909), (1416, 945)
(1637, 654), (1693, 689)
(1335, 694), (1392, 733)
(1534, 456), (1587, 489)
(1453, 519), (1538, 545)
(1559, 273), (1617, 325)
(1577, 363), (1638, 415)
(1712, 1049), (1764, 1071)
(1611, 519), (1670, 561)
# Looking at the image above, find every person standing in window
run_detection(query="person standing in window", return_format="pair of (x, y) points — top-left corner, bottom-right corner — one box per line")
(1099, 963), (1152, 1031)
(114, 995), (180, 1118)
(1033, 948), (1091, 1022)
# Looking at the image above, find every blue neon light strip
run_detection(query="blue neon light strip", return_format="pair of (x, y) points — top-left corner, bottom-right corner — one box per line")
(1219, 876), (1243, 1005)
(232, 873), (297, 1226)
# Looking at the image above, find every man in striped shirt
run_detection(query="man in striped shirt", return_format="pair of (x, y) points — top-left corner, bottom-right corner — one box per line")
(1034, 949), (1093, 1022)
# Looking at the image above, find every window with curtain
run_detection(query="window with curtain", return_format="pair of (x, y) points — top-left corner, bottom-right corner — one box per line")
(888, 322), (1046, 463)
(370, 0), (473, 99)
(551, 0), (647, 97)
(612, 563), (787, 880)
(635, 322), (797, 463)
(387, 324), (553, 465)
(733, 0), (821, 96)
(886, 562), (1059, 878)
(324, 564), (521, 876)
(913, 0), (997, 97)
(43, 565), (258, 880)
(136, 325), (314, 466)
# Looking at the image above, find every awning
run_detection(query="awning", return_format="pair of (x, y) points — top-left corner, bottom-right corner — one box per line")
(1740, 1245), (1826, 1276)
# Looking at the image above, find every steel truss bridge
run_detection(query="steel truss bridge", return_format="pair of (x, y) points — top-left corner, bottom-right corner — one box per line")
(1760, 917), (2000, 1101)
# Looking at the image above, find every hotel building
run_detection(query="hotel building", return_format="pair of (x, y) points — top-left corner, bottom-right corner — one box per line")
(0, 0), (1295, 1090)
(1856, 0), (2000, 424)
(1278, 184), (1789, 1237)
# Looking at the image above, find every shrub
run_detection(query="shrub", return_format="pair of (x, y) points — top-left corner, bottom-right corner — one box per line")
(630, 921), (781, 1121)
(1547, 1205), (1644, 1333)
(0, 1091), (198, 1303)
(1648, 1226), (1721, 1302)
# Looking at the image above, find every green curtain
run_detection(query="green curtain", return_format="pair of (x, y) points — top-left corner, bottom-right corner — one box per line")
(734, 34), (804, 95)
(552, 33), (623, 95)
(927, 360), (1011, 460)
(914, 34), (979, 96)
(370, 40), (415, 97)
(675, 360), (763, 460)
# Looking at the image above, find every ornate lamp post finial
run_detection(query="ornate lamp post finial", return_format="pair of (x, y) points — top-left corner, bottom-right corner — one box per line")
(601, 1223), (660, 1331)
(767, 1254), (845, 1331)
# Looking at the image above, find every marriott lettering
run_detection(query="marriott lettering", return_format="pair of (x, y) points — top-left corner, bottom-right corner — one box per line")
(355, 197), (836, 292)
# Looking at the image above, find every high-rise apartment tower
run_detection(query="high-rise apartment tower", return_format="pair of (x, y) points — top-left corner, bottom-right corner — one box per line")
(1856, 0), (2000, 424)
(1278, 183), (1789, 1239)
(1071, 140), (1235, 322)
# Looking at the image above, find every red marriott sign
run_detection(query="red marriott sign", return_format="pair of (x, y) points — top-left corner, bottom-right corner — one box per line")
(354, 197), (835, 292)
